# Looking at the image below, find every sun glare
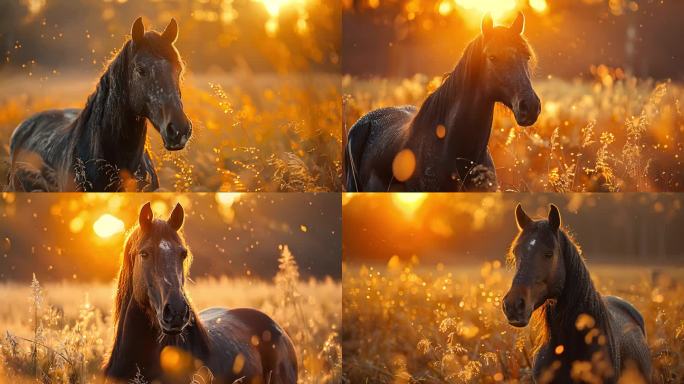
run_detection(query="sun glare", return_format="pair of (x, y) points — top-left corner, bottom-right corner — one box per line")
(252, 0), (309, 36)
(216, 192), (242, 207)
(529, 0), (548, 13)
(392, 193), (428, 218)
(455, 0), (517, 21)
(93, 214), (125, 239)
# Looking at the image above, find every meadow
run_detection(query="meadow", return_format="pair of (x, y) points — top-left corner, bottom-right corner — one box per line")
(0, 247), (342, 383)
(342, 260), (684, 383)
(0, 71), (342, 192)
(343, 71), (684, 192)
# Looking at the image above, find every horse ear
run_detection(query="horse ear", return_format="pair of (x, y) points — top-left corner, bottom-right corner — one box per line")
(167, 203), (184, 231)
(132, 17), (145, 45)
(161, 18), (178, 44)
(139, 202), (153, 232)
(548, 204), (561, 233)
(510, 12), (525, 35)
(515, 203), (532, 230)
(481, 13), (494, 38)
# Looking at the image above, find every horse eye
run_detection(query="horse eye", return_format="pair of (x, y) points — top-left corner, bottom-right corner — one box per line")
(136, 66), (147, 76)
(140, 250), (149, 259)
(488, 55), (497, 62)
(544, 252), (553, 259)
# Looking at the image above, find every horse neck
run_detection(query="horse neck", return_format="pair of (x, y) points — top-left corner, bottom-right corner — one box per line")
(71, 46), (147, 168)
(542, 231), (617, 362)
(409, 39), (494, 164)
(105, 296), (210, 379)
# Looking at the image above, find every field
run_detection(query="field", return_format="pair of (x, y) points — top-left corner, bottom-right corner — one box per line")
(342, 260), (684, 383)
(0, 250), (342, 383)
(0, 71), (342, 192)
(343, 72), (684, 192)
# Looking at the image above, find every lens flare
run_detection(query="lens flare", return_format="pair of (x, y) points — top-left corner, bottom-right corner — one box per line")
(93, 214), (125, 239)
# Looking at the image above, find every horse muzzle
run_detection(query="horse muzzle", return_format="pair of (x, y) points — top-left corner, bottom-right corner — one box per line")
(159, 301), (191, 335)
(512, 93), (541, 127)
(502, 290), (532, 327)
(162, 119), (192, 151)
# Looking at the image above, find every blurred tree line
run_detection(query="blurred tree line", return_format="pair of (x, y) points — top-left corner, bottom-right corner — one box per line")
(343, 0), (684, 80)
(0, 0), (340, 74)
(343, 194), (684, 265)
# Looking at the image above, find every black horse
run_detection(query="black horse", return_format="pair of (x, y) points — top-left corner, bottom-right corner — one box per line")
(503, 204), (651, 383)
(345, 12), (540, 192)
(104, 202), (298, 383)
(7, 17), (192, 192)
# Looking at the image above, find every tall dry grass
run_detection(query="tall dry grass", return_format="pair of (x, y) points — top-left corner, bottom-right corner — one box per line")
(0, 245), (341, 383)
(342, 260), (684, 383)
(0, 71), (342, 192)
(343, 69), (683, 192)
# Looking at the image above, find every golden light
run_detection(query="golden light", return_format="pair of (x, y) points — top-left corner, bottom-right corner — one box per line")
(69, 216), (85, 234)
(253, 0), (307, 35)
(455, 0), (517, 22)
(93, 214), (125, 239)
(160, 346), (193, 375)
(529, 0), (548, 13)
(437, 0), (454, 16)
(392, 193), (427, 218)
(151, 200), (169, 217)
(392, 149), (416, 182)
(216, 192), (242, 207)
(216, 193), (242, 223)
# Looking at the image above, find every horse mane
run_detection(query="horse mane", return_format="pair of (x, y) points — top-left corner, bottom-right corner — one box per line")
(110, 221), (210, 352)
(70, 40), (136, 151)
(530, 229), (618, 368)
(409, 35), (485, 134)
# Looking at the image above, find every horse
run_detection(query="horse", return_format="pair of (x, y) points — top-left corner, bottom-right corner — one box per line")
(344, 12), (541, 192)
(503, 204), (651, 383)
(104, 202), (298, 383)
(7, 17), (192, 192)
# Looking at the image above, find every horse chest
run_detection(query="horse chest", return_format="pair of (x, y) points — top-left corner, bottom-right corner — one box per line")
(533, 339), (617, 384)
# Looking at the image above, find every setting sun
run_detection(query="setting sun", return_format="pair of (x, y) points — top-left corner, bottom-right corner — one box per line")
(455, 0), (517, 21)
(93, 214), (125, 239)
(391, 193), (427, 218)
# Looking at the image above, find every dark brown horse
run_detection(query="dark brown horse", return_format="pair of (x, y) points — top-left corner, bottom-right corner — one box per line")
(104, 202), (297, 383)
(7, 17), (192, 192)
(503, 204), (651, 383)
(345, 12), (540, 192)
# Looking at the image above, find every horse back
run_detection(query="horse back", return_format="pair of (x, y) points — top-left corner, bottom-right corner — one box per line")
(8, 109), (79, 190)
(605, 296), (651, 382)
(347, 105), (416, 191)
(200, 307), (297, 384)
(10, 109), (78, 156)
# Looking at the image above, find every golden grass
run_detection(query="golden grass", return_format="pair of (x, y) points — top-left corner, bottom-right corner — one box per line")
(0, 71), (342, 192)
(0, 248), (341, 383)
(342, 260), (684, 383)
(343, 71), (684, 192)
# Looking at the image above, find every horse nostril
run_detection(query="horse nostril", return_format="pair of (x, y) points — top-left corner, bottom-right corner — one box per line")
(518, 99), (529, 114)
(516, 297), (525, 312)
(163, 303), (173, 323)
(167, 122), (179, 138)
